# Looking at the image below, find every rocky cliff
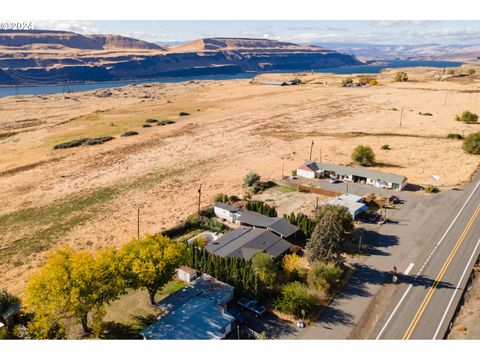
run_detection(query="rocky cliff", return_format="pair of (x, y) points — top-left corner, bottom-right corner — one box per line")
(0, 31), (362, 85)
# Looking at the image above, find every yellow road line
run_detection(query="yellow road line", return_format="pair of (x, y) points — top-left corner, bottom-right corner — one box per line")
(403, 205), (480, 339)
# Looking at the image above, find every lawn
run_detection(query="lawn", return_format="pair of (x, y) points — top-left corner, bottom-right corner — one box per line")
(101, 278), (187, 339)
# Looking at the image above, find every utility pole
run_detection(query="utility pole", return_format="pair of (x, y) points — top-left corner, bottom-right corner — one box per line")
(319, 148), (322, 163)
(137, 207), (140, 239)
(309, 140), (314, 161)
(197, 184), (202, 215)
(443, 91), (448, 106)
(346, 182), (349, 194)
(399, 106), (404, 127)
(281, 162), (284, 179)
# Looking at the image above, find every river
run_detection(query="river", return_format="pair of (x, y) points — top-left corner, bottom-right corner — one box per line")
(0, 60), (463, 99)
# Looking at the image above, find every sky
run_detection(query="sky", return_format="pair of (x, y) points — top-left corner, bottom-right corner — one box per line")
(33, 20), (480, 45)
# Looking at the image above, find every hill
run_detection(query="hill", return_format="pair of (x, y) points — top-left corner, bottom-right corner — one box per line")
(0, 32), (361, 85)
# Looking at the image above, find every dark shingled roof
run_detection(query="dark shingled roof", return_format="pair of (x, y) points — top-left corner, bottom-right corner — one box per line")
(205, 226), (291, 261)
(237, 211), (299, 238)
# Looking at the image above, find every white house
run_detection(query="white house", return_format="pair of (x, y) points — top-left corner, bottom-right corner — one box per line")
(214, 202), (240, 222)
(329, 197), (368, 220)
(296, 165), (316, 179)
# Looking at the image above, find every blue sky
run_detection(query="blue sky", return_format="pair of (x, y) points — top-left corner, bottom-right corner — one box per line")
(34, 20), (480, 45)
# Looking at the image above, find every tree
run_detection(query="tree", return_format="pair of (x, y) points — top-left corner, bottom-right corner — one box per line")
(462, 132), (480, 155)
(212, 193), (229, 203)
(120, 234), (186, 305)
(251, 252), (278, 288)
(307, 261), (343, 292)
(315, 204), (353, 235)
(274, 282), (318, 319)
(351, 145), (375, 166)
(307, 209), (349, 265)
(394, 72), (408, 82)
(244, 171), (261, 187)
(456, 110), (478, 124)
(281, 253), (306, 281)
(25, 247), (125, 338)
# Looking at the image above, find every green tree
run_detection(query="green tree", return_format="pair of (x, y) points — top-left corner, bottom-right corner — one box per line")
(307, 210), (347, 266)
(315, 204), (353, 235)
(394, 72), (408, 82)
(251, 252), (278, 288)
(462, 132), (480, 155)
(120, 234), (186, 305)
(456, 110), (478, 123)
(352, 145), (375, 166)
(244, 171), (261, 187)
(307, 261), (343, 292)
(274, 282), (318, 318)
(0, 289), (20, 326)
(25, 247), (125, 338)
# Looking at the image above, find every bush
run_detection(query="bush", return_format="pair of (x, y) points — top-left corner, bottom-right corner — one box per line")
(351, 145), (375, 166)
(419, 112), (433, 116)
(462, 132), (480, 155)
(282, 253), (306, 282)
(424, 185), (439, 193)
(341, 78), (353, 87)
(121, 131), (139, 137)
(447, 69), (455, 75)
(447, 133), (463, 140)
(381, 144), (390, 150)
(250, 182), (262, 194)
(244, 171), (261, 187)
(307, 261), (343, 292)
(53, 137), (114, 149)
(456, 111), (478, 124)
(142, 124), (152, 128)
(369, 79), (378, 86)
(179, 112), (190, 116)
(274, 282), (318, 319)
(228, 195), (240, 203)
(468, 69), (476, 75)
(251, 252), (278, 288)
(158, 120), (176, 126)
(394, 72), (408, 82)
(145, 118), (158, 123)
(212, 193), (229, 204)
(245, 201), (277, 217)
(193, 236), (208, 248)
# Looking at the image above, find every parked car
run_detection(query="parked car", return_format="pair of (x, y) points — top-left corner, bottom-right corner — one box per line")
(329, 178), (341, 184)
(237, 298), (266, 317)
(227, 308), (247, 324)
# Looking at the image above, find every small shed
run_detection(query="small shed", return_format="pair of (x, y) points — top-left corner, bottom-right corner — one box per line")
(214, 202), (240, 222)
(296, 166), (316, 179)
(177, 266), (198, 284)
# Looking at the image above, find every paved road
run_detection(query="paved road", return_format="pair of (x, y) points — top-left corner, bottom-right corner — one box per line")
(375, 176), (480, 339)
(279, 175), (480, 339)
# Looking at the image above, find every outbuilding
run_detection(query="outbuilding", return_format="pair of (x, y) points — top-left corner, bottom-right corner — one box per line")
(214, 202), (240, 222)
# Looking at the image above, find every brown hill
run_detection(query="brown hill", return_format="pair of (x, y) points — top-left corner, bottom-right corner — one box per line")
(170, 37), (332, 53)
(0, 30), (164, 51)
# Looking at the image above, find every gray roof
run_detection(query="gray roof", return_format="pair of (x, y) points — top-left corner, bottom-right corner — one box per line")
(268, 218), (299, 239)
(214, 202), (239, 212)
(206, 226), (291, 261)
(237, 211), (299, 238)
(310, 161), (406, 184)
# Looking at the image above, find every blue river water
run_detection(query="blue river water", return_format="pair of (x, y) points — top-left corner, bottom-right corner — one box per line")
(0, 60), (463, 99)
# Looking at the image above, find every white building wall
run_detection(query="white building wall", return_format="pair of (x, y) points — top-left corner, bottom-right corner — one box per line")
(214, 207), (236, 222)
(296, 168), (315, 179)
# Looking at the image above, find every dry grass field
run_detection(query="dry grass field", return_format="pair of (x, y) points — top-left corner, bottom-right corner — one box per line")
(1, 66), (480, 294)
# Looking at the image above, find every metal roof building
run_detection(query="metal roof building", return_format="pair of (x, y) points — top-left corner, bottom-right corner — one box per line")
(140, 274), (235, 340)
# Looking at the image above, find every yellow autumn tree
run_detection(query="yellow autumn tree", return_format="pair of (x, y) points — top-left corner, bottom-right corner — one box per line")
(119, 234), (186, 305)
(25, 247), (125, 338)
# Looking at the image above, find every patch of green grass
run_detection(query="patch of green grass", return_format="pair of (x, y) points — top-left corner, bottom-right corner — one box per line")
(276, 185), (296, 193)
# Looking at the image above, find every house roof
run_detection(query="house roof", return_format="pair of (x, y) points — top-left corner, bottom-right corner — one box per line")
(206, 226), (291, 261)
(141, 297), (234, 340)
(329, 198), (368, 214)
(142, 274), (236, 340)
(337, 193), (364, 203)
(179, 265), (197, 274)
(308, 161), (406, 184)
(268, 217), (300, 239)
(237, 211), (299, 238)
(214, 202), (239, 212)
(298, 166), (315, 172)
